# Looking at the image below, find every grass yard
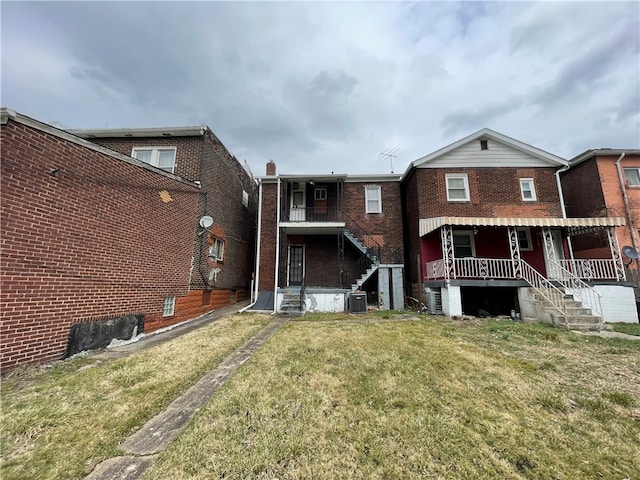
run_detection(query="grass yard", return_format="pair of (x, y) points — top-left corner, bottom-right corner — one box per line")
(611, 322), (640, 337)
(148, 314), (640, 480)
(0, 313), (271, 480)
(1, 313), (639, 480)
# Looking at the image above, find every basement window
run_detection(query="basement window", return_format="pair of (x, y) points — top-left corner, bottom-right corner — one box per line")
(163, 296), (176, 317)
(624, 168), (640, 186)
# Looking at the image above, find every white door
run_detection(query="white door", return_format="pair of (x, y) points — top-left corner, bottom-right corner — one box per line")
(544, 230), (565, 278)
(290, 186), (306, 221)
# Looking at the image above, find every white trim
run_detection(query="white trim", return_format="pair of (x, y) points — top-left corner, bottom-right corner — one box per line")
(163, 296), (176, 317)
(519, 178), (537, 201)
(516, 228), (533, 251)
(446, 173), (470, 202)
(623, 167), (640, 186)
(365, 185), (382, 213)
(452, 230), (476, 258)
(132, 146), (177, 174)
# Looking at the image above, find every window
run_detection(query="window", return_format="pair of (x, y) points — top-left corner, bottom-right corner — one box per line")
(365, 186), (382, 213)
(446, 174), (470, 201)
(480, 139), (488, 150)
(516, 228), (533, 251)
(132, 147), (176, 173)
(520, 178), (537, 201)
(624, 168), (640, 186)
(242, 190), (249, 208)
(163, 296), (175, 317)
(314, 187), (327, 200)
(453, 231), (475, 258)
(209, 237), (225, 262)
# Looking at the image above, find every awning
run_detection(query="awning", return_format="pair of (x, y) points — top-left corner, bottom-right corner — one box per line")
(419, 216), (626, 237)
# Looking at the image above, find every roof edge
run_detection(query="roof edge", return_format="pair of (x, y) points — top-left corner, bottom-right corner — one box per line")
(68, 125), (207, 138)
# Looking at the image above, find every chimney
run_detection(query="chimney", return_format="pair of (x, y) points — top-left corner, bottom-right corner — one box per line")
(266, 160), (276, 176)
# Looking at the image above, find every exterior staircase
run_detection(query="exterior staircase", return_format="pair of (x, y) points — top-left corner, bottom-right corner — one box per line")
(279, 288), (304, 316)
(529, 290), (604, 331)
(343, 229), (380, 292)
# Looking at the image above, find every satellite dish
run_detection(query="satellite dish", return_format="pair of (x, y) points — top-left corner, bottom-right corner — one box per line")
(622, 246), (639, 260)
(199, 216), (214, 229)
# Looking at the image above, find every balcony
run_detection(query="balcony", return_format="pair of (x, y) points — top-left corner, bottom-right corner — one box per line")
(281, 206), (344, 223)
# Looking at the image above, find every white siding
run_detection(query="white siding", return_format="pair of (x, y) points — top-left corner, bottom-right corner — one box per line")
(422, 140), (554, 168)
(594, 285), (639, 323)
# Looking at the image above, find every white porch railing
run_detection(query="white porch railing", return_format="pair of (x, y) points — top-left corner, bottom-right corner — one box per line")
(425, 257), (515, 280)
(548, 260), (603, 317)
(554, 259), (618, 280)
(519, 260), (567, 316)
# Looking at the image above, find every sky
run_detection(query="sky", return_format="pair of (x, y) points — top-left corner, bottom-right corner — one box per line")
(2, 1), (639, 176)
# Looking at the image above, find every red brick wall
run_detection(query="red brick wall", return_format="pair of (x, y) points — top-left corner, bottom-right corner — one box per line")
(258, 182), (278, 291)
(1, 120), (199, 372)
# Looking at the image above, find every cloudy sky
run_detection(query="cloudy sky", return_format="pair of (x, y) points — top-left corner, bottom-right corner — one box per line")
(2, 1), (639, 175)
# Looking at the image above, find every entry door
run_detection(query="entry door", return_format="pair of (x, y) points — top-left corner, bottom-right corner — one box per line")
(290, 187), (306, 221)
(288, 246), (305, 286)
(544, 230), (565, 278)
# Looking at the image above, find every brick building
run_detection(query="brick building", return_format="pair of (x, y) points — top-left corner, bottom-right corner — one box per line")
(402, 128), (636, 325)
(69, 124), (258, 326)
(1, 110), (200, 372)
(561, 149), (640, 272)
(253, 161), (404, 313)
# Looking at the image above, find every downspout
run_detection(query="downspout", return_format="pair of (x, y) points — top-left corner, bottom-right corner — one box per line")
(273, 176), (282, 314)
(614, 153), (639, 255)
(238, 179), (263, 313)
(555, 164), (574, 260)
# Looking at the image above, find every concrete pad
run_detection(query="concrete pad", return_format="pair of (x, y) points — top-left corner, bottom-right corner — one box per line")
(85, 455), (157, 480)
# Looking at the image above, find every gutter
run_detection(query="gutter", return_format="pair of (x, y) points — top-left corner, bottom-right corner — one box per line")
(614, 153), (639, 256)
(238, 179), (265, 313)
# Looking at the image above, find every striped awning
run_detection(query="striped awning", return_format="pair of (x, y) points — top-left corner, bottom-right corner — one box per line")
(419, 216), (626, 237)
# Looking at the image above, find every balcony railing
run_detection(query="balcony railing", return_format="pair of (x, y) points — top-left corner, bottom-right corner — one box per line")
(282, 206), (343, 223)
(425, 257), (618, 282)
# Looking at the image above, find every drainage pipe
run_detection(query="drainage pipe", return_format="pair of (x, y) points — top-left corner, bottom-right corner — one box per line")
(273, 177), (282, 314)
(555, 164), (574, 259)
(614, 152), (639, 256)
(238, 179), (264, 313)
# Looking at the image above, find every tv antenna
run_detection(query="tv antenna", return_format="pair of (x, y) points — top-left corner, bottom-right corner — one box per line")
(378, 147), (398, 173)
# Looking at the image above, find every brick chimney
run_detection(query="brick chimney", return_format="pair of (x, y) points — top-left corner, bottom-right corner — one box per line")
(266, 160), (276, 176)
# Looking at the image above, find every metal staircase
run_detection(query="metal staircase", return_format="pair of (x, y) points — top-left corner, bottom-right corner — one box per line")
(343, 229), (380, 292)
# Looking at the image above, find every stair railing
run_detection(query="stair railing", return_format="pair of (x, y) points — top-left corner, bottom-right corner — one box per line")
(547, 260), (603, 318)
(343, 213), (381, 263)
(519, 260), (567, 316)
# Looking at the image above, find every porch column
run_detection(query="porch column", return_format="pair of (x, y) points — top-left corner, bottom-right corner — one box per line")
(441, 225), (455, 280)
(507, 227), (522, 278)
(542, 227), (557, 278)
(607, 227), (626, 281)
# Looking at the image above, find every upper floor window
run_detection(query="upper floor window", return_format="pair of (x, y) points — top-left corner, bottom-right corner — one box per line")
(479, 139), (489, 150)
(242, 190), (249, 208)
(208, 237), (225, 262)
(314, 187), (327, 200)
(132, 147), (176, 173)
(519, 178), (537, 201)
(365, 186), (382, 213)
(446, 174), (470, 201)
(516, 228), (533, 251)
(624, 168), (640, 186)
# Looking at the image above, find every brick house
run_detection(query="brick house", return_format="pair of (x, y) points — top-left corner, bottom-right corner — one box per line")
(561, 149), (640, 274)
(69, 124), (258, 326)
(253, 161), (404, 314)
(402, 128), (637, 326)
(1, 109), (200, 372)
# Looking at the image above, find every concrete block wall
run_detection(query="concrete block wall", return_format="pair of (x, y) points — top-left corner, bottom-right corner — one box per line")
(0, 118), (200, 372)
(593, 285), (638, 323)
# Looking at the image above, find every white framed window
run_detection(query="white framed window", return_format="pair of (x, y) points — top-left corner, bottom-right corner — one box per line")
(132, 147), (177, 173)
(453, 231), (476, 258)
(163, 296), (175, 317)
(209, 237), (225, 262)
(624, 168), (640, 186)
(516, 228), (533, 251)
(365, 186), (382, 213)
(242, 190), (249, 208)
(520, 178), (537, 201)
(314, 187), (327, 200)
(446, 174), (470, 201)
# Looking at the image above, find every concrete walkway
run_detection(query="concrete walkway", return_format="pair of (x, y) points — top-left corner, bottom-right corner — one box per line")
(85, 312), (288, 480)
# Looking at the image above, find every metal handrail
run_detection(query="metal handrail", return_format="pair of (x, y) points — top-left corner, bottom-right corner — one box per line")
(555, 259), (617, 280)
(519, 260), (566, 316)
(547, 260), (603, 317)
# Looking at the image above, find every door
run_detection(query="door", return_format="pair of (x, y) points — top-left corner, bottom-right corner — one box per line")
(288, 246), (305, 286)
(290, 185), (306, 221)
(544, 230), (565, 278)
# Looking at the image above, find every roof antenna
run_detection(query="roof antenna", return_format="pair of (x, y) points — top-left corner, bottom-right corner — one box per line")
(377, 147), (398, 173)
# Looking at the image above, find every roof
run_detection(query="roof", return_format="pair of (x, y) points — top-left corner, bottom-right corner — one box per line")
(419, 216), (626, 237)
(68, 125), (207, 138)
(258, 173), (402, 183)
(0, 108), (199, 188)
(569, 149), (640, 168)
(403, 128), (568, 179)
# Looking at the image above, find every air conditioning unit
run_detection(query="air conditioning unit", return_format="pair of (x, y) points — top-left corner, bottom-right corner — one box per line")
(348, 293), (367, 314)
(426, 291), (443, 315)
